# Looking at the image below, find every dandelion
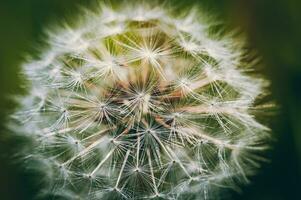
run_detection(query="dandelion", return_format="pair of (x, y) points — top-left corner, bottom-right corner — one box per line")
(12, 1), (271, 199)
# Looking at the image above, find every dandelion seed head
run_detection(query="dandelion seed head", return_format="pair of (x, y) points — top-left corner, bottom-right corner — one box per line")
(12, 1), (272, 199)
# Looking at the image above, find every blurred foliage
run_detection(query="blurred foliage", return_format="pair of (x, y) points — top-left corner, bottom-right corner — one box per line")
(0, 0), (300, 199)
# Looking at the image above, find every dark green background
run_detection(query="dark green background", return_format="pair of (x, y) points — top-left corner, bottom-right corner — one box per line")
(0, 0), (300, 199)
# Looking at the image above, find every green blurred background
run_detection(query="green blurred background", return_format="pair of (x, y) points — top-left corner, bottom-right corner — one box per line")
(0, 0), (300, 199)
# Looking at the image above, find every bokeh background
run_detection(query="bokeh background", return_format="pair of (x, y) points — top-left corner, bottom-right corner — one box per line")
(0, 0), (300, 199)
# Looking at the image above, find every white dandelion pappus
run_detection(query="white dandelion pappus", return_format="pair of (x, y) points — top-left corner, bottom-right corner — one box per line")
(12, 1), (271, 200)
